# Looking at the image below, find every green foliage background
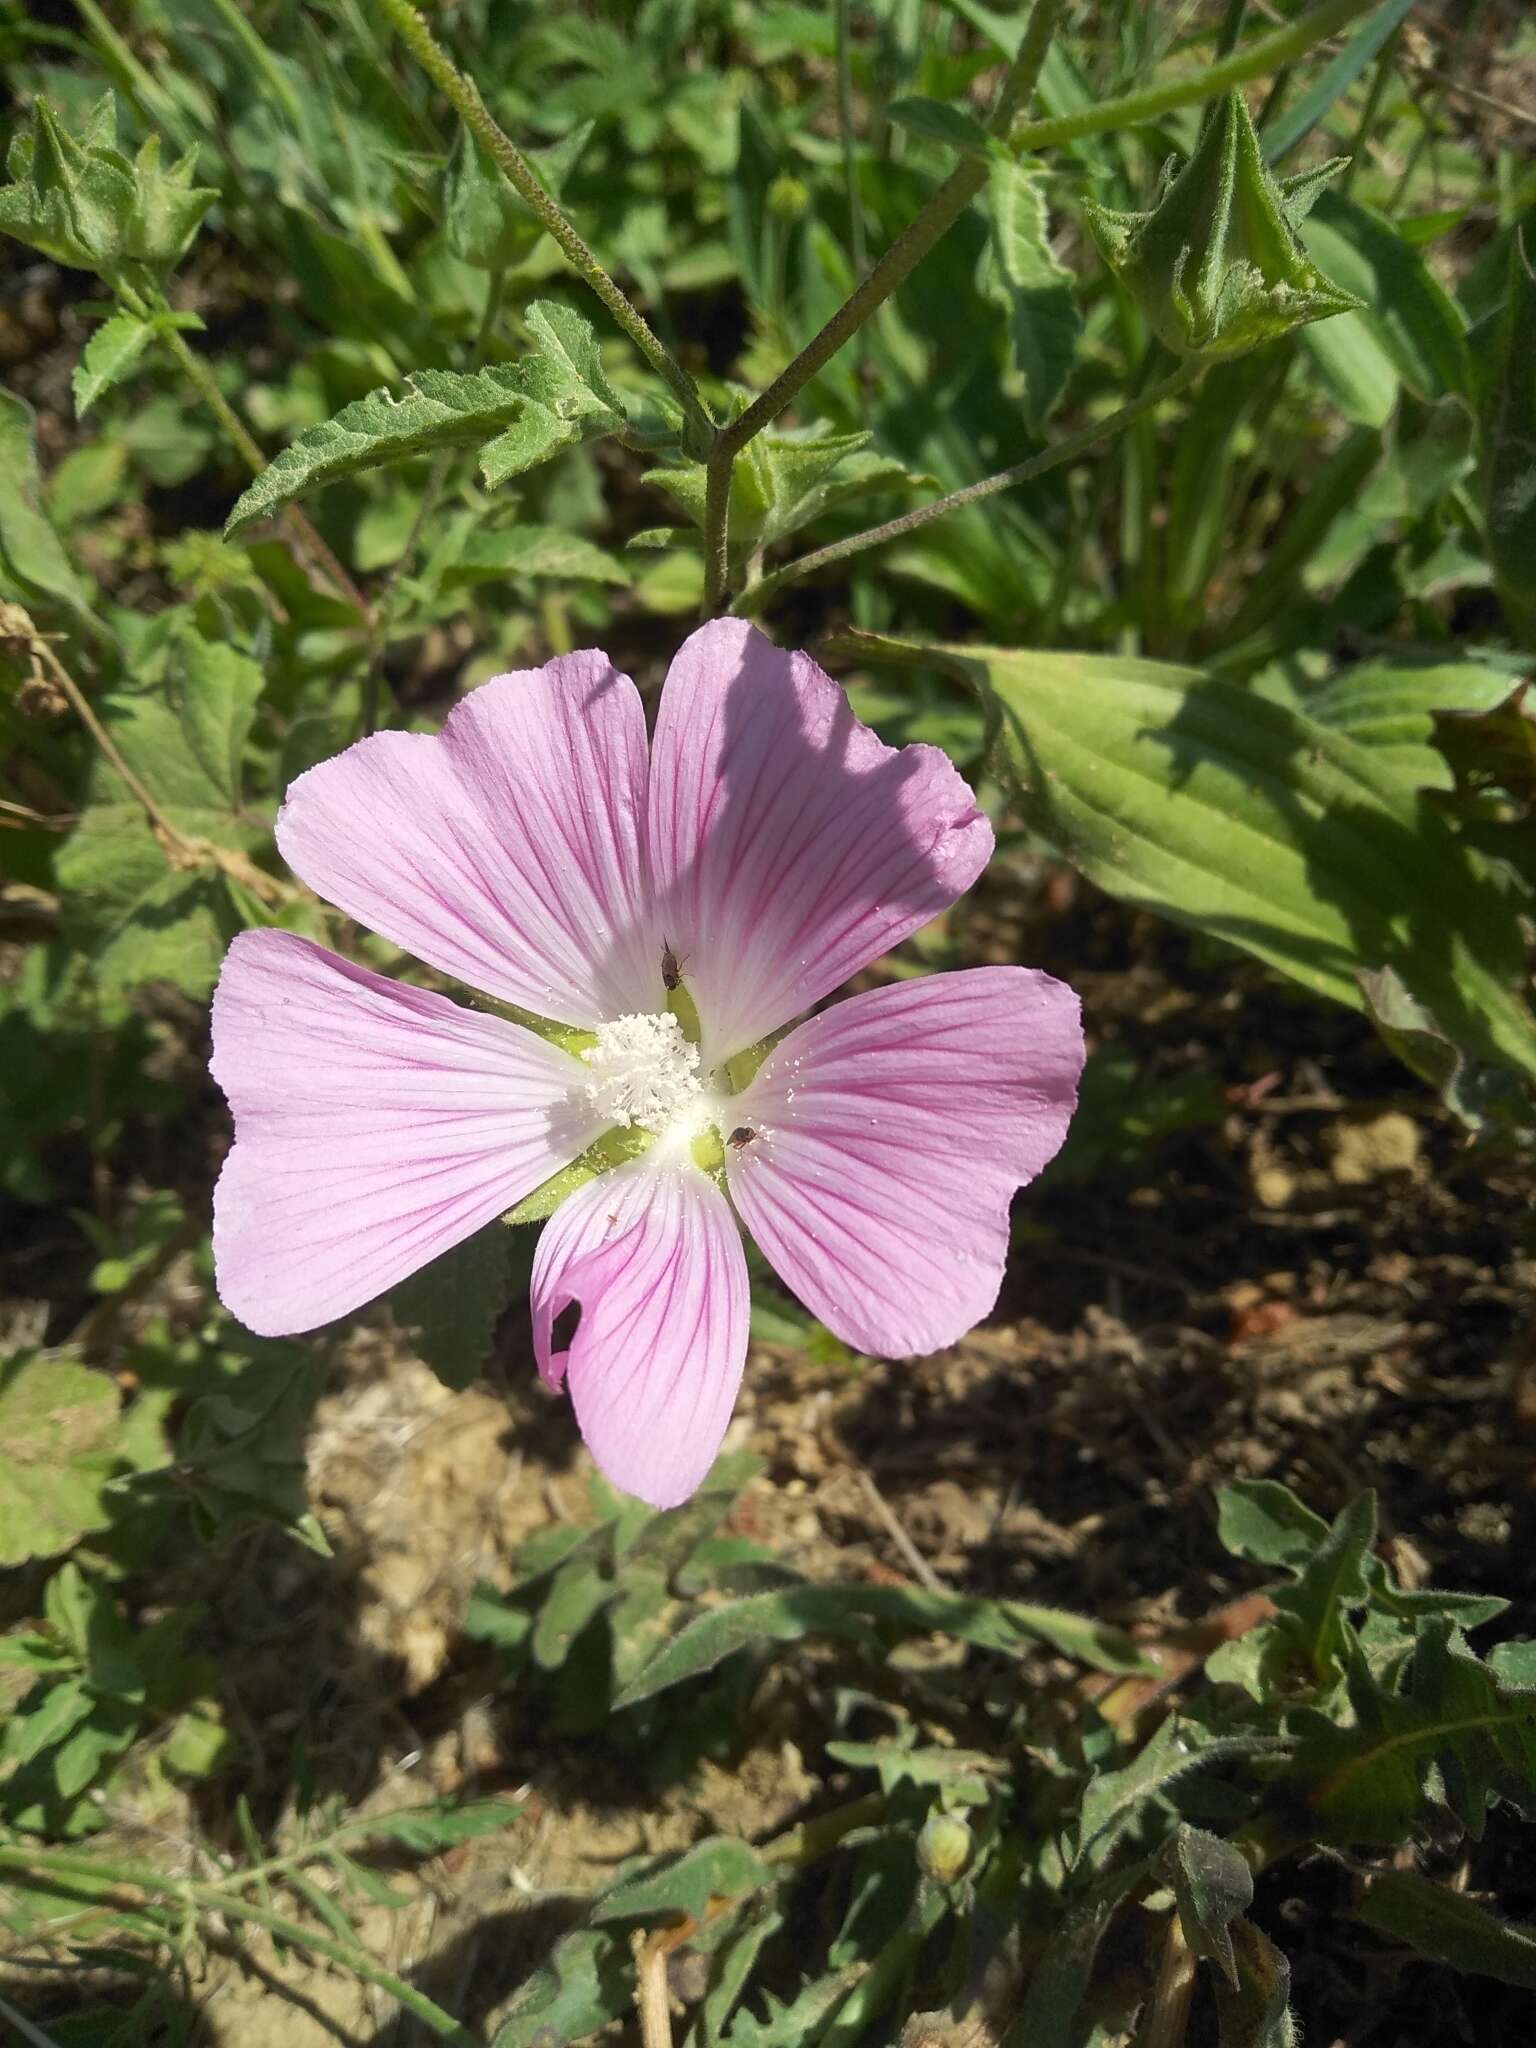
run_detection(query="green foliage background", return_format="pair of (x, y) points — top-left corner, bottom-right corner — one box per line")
(2, 0), (1536, 2041)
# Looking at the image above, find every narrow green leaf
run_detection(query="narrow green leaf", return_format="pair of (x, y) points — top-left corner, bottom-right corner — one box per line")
(1354, 1868), (1536, 1990)
(614, 1581), (1147, 1708)
(1262, 0), (1418, 162)
(1300, 193), (1471, 407)
(1077, 1720), (1290, 1866)
(72, 310), (153, 415)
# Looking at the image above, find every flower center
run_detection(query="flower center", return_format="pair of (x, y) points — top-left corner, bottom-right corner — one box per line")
(581, 1011), (704, 1136)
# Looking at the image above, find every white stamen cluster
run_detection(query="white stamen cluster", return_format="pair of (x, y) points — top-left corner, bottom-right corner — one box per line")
(582, 1011), (704, 1135)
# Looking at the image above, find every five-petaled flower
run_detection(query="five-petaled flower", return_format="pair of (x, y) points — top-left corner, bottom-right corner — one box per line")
(211, 620), (1084, 1506)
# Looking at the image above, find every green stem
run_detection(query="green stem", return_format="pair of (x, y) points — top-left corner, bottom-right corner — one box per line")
(371, 0), (712, 451)
(1003, 0), (1375, 155)
(735, 362), (1203, 614)
(0, 1845), (481, 2046)
(1337, 27), (1402, 199)
(835, 0), (869, 283)
(703, 0), (1066, 609)
(151, 314), (372, 623)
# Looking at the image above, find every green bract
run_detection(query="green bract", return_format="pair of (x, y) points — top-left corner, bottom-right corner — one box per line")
(0, 92), (215, 282)
(1082, 90), (1361, 360)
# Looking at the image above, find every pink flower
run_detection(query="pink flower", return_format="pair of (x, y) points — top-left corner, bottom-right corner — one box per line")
(211, 621), (1084, 1507)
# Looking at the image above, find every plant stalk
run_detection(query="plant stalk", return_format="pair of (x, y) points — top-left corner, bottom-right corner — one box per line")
(734, 362), (1202, 613)
(0, 1843), (480, 2046)
(702, 0), (1066, 609)
(153, 318), (372, 622)
(371, 0), (712, 450)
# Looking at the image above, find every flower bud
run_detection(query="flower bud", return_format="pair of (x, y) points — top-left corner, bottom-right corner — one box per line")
(1082, 90), (1360, 361)
(0, 93), (213, 281)
(767, 174), (810, 223)
(916, 1811), (974, 1885)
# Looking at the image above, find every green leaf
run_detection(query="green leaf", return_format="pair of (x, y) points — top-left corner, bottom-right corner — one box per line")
(986, 159), (1080, 427)
(1357, 966), (1528, 1134)
(1309, 658), (1516, 790)
(492, 1927), (631, 2048)
(1354, 1868), (1536, 1990)
(1077, 1719), (1290, 1867)
(1300, 192), (1471, 415)
(225, 303), (625, 534)
(443, 526), (632, 586)
(840, 635), (1536, 1087)
(1010, 1859), (1150, 2045)
(1161, 1826), (1254, 1988)
(1212, 1918), (1297, 2047)
(0, 388), (93, 621)
(615, 1581), (1147, 1708)
(1261, 0), (1418, 162)
(72, 310), (154, 416)
(388, 1222), (514, 1392)
(593, 1837), (774, 1924)
(1216, 1479), (1330, 1571)
(358, 1798), (523, 1852)
(169, 633), (264, 808)
(1274, 1491), (1377, 1684)
(689, 1900), (784, 2046)
(0, 1353), (171, 1566)
(1479, 228), (1536, 642)
(2, 1678), (94, 1768)
(1299, 1621), (1536, 1842)
(887, 97), (993, 158)
(531, 1555), (614, 1672)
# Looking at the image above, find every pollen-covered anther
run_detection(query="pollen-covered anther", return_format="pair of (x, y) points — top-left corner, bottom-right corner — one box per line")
(581, 1010), (704, 1132)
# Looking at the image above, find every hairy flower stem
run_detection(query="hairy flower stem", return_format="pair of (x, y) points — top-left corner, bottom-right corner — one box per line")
(372, 0), (713, 452)
(702, 0), (1373, 611)
(149, 314), (372, 623)
(734, 363), (1203, 613)
(0, 1844), (481, 2045)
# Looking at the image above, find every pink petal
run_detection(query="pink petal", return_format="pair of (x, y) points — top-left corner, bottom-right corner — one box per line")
(647, 619), (993, 1064)
(276, 651), (659, 1027)
(725, 968), (1083, 1356)
(530, 1157), (749, 1508)
(211, 931), (601, 1335)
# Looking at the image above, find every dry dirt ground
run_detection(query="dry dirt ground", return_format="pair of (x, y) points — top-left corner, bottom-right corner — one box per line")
(7, 872), (1536, 2045)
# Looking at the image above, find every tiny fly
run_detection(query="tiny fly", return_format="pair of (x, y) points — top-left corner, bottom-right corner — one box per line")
(661, 938), (686, 991)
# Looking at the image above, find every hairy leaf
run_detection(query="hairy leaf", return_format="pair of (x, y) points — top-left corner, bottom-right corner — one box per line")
(986, 159), (1079, 427)
(1354, 1867), (1536, 1990)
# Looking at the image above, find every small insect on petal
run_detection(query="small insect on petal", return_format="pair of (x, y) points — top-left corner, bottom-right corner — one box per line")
(727, 1125), (758, 1151)
(661, 938), (688, 991)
